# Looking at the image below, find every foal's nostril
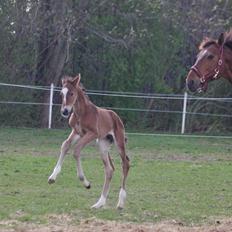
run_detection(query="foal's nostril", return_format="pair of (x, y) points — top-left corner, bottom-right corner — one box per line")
(63, 108), (69, 116)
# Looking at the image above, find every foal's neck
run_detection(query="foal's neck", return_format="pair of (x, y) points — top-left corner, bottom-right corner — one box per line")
(73, 87), (89, 116)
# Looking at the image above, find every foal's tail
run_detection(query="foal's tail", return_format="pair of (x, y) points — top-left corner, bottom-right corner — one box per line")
(110, 110), (130, 191)
(110, 111), (129, 161)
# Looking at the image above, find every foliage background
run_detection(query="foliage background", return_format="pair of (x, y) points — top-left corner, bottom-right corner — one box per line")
(0, 0), (232, 133)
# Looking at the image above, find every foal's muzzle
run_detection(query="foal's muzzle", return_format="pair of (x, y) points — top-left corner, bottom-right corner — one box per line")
(61, 107), (71, 118)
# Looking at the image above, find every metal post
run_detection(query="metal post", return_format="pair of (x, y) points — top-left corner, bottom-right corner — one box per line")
(181, 91), (188, 134)
(48, 83), (54, 129)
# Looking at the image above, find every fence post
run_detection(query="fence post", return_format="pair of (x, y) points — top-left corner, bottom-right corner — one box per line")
(181, 91), (188, 134)
(48, 83), (54, 129)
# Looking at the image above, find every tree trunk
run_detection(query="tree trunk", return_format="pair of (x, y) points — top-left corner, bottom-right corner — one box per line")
(35, 0), (70, 127)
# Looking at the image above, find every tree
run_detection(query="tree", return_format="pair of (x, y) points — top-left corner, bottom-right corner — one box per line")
(34, 0), (71, 127)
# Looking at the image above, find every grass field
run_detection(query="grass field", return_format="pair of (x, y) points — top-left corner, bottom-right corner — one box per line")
(1, 127), (232, 229)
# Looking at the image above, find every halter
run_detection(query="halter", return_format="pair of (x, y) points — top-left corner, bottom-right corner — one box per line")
(190, 44), (224, 84)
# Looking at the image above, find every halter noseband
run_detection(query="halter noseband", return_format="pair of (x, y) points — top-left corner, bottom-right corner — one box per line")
(190, 44), (224, 84)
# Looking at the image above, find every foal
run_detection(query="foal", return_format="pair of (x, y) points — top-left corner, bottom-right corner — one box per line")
(48, 74), (130, 209)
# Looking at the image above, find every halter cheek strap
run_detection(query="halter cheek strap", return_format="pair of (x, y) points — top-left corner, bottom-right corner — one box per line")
(190, 66), (205, 83)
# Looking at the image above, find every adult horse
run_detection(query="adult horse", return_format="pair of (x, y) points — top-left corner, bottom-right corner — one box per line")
(186, 29), (232, 92)
(48, 74), (130, 209)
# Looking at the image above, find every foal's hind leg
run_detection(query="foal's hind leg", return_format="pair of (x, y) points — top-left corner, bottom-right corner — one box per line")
(91, 139), (114, 209)
(115, 134), (130, 209)
(48, 130), (80, 184)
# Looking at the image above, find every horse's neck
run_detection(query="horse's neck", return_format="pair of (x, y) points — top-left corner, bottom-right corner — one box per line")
(73, 88), (89, 116)
(223, 48), (232, 82)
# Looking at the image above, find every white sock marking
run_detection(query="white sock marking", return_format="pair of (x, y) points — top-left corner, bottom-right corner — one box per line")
(91, 195), (106, 209)
(117, 188), (127, 209)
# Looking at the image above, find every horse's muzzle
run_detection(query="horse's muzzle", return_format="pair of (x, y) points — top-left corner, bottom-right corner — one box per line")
(186, 79), (197, 92)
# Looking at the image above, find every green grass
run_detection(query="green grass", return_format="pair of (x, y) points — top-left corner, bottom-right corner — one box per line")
(1, 127), (232, 225)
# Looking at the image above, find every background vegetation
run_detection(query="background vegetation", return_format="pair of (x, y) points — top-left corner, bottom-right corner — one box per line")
(0, 0), (232, 133)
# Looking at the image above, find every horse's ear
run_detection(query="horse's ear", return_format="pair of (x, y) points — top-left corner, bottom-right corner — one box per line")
(218, 32), (224, 46)
(199, 37), (210, 50)
(72, 74), (81, 87)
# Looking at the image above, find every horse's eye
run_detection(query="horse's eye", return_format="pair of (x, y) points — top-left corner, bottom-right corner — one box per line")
(207, 54), (214, 60)
(70, 92), (74, 96)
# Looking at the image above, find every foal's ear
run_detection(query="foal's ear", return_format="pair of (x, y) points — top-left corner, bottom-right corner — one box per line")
(72, 74), (81, 87)
(218, 32), (224, 46)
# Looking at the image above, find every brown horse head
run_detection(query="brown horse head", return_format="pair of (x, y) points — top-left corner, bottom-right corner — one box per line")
(186, 33), (225, 93)
(186, 29), (232, 92)
(60, 74), (81, 118)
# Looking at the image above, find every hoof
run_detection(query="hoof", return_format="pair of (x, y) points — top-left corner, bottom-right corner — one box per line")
(91, 196), (106, 209)
(91, 202), (104, 209)
(116, 188), (126, 210)
(48, 178), (55, 184)
(116, 205), (124, 210)
(85, 183), (91, 189)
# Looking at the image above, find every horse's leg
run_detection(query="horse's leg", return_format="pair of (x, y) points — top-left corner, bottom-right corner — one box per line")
(74, 132), (97, 189)
(48, 130), (80, 184)
(114, 130), (130, 209)
(91, 139), (114, 209)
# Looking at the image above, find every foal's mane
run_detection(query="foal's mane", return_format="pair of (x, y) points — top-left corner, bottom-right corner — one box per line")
(199, 28), (232, 51)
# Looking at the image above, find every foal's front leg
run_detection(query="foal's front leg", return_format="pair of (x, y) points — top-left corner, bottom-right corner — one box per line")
(74, 131), (97, 189)
(48, 130), (80, 184)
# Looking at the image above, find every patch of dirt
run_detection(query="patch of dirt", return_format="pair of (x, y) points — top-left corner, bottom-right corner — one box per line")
(1, 216), (232, 232)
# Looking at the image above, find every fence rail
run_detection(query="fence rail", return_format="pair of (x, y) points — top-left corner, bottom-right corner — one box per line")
(1, 82), (232, 134)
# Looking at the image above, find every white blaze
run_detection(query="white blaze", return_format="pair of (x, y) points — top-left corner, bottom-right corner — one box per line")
(61, 87), (68, 105)
(196, 50), (208, 63)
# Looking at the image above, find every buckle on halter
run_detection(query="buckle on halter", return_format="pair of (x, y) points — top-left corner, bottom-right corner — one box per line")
(200, 76), (205, 83)
(218, 59), (222, 66)
(213, 69), (219, 79)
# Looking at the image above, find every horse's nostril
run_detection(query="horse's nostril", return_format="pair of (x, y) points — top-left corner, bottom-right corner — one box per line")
(187, 80), (194, 89)
(187, 79), (197, 92)
(189, 80), (194, 87)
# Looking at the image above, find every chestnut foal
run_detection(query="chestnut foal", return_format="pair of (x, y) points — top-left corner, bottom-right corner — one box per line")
(48, 74), (130, 209)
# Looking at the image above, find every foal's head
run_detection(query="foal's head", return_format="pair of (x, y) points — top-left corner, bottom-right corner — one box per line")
(60, 74), (81, 118)
(186, 33), (225, 93)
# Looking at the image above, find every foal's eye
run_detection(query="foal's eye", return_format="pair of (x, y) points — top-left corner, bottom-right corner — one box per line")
(207, 54), (214, 60)
(69, 92), (74, 96)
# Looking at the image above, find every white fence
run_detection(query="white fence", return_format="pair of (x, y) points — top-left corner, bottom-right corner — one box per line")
(1, 82), (232, 135)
